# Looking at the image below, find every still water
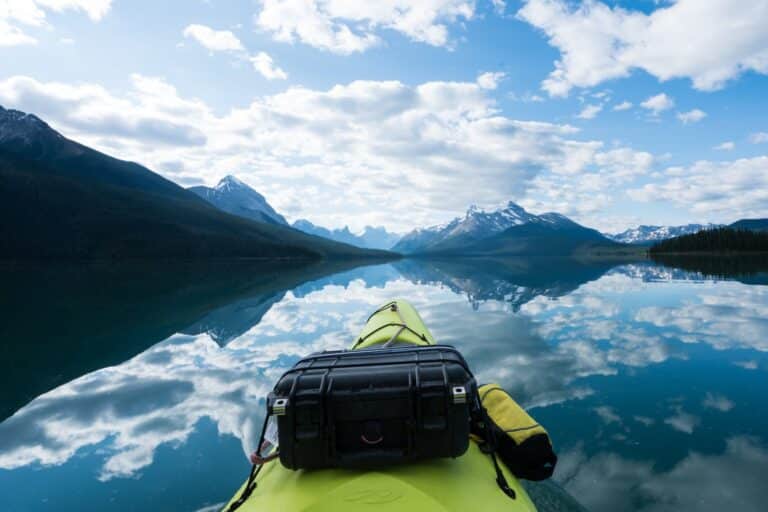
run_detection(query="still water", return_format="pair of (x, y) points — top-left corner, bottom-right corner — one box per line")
(1, 257), (767, 512)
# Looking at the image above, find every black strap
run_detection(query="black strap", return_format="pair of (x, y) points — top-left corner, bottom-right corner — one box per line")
(225, 463), (263, 512)
(490, 450), (516, 499)
(477, 401), (516, 500)
(225, 411), (272, 512)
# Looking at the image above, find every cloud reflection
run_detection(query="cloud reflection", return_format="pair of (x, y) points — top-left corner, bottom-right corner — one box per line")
(557, 437), (768, 512)
(1, 259), (766, 501)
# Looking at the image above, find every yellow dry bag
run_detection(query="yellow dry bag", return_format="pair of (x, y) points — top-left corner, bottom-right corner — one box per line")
(475, 384), (557, 481)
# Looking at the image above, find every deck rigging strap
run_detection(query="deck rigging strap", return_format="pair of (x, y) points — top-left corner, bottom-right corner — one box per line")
(478, 404), (517, 500)
(225, 411), (273, 512)
(353, 302), (428, 348)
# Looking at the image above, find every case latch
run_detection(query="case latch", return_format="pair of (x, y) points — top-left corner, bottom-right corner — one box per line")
(452, 386), (467, 404)
(271, 397), (289, 416)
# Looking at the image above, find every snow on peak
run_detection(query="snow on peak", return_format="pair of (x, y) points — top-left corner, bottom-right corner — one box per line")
(607, 223), (722, 244)
(216, 175), (247, 190)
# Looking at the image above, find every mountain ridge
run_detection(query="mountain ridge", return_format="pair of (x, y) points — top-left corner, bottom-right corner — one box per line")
(0, 105), (391, 261)
(607, 223), (722, 245)
(188, 176), (289, 226)
(392, 202), (617, 256)
(293, 219), (401, 250)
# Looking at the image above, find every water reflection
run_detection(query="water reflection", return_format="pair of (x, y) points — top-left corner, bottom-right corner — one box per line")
(1, 257), (768, 511)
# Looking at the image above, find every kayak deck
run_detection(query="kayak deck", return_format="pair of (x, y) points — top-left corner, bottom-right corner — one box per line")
(225, 441), (536, 511)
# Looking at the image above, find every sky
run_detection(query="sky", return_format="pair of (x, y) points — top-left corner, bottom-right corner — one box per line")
(0, 0), (767, 234)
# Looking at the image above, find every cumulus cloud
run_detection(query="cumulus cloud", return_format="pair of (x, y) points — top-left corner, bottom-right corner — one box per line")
(714, 141), (735, 151)
(0, 73), (656, 231)
(250, 52), (288, 80)
(640, 93), (674, 114)
(517, 0), (768, 96)
(677, 108), (706, 124)
(182, 24), (288, 81)
(0, 0), (111, 46)
(628, 156), (768, 220)
(476, 71), (506, 90)
(183, 24), (244, 52)
(577, 103), (602, 119)
(612, 100), (632, 111)
(255, 0), (477, 54)
(750, 132), (768, 144)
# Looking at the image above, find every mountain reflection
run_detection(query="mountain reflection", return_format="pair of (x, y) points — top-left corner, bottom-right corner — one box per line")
(0, 259), (389, 420)
(1, 257), (768, 512)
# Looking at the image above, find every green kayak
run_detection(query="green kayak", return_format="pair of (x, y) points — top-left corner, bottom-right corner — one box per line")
(224, 299), (538, 512)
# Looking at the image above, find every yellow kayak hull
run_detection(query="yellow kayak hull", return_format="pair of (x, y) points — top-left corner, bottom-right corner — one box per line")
(224, 299), (537, 511)
(225, 442), (536, 511)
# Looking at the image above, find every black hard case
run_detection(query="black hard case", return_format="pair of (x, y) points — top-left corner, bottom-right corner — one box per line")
(268, 345), (476, 470)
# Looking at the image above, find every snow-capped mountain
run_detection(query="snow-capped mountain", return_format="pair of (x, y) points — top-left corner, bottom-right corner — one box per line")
(188, 175), (288, 226)
(393, 201), (568, 254)
(607, 224), (721, 245)
(293, 219), (401, 250)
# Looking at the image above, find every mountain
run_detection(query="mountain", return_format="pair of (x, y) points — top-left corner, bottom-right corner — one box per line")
(188, 176), (288, 226)
(730, 218), (768, 232)
(392, 202), (615, 256)
(452, 214), (619, 257)
(358, 225), (402, 250)
(394, 202), (537, 254)
(0, 105), (390, 260)
(293, 219), (401, 250)
(607, 224), (721, 245)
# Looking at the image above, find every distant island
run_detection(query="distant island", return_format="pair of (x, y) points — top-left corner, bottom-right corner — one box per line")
(650, 227), (768, 254)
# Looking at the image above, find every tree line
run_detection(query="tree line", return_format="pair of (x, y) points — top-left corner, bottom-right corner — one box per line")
(650, 227), (768, 253)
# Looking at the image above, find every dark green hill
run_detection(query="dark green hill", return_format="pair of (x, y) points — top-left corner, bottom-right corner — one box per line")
(0, 106), (391, 261)
(729, 218), (768, 232)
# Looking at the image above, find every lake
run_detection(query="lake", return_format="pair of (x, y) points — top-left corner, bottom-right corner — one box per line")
(1, 257), (767, 512)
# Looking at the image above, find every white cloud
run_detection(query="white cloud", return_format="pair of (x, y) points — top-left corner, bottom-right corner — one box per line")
(641, 93), (674, 114)
(577, 103), (602, 119)
(510, 91), (545, 103)
(255, 0), (477, 54)
(612, 100), (632, 111)
(183, 24), (244, 52)
(0, 0), (111, 46)
(476, 71), (506, 90)
(628, 156), (768, 220)
(250, 51), (288, 80)
(714, 141), (735, 151)
(750, 132), (768, 144)
(517, 0), (768, 96)
(182, 24), (289, 81)
(0, 73), (657, 231)
(677, 108), (706, 124)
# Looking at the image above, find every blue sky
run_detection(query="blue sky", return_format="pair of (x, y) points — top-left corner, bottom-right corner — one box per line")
(1, 0), (767, 233)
